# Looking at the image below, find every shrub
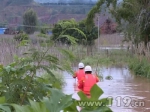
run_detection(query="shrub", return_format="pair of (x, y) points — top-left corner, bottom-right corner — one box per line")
(14, 32), (29, 41)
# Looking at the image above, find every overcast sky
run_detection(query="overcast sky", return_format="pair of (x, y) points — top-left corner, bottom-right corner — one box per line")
(34, 0), (122, 3)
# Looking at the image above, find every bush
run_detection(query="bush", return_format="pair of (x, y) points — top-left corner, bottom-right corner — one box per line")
(40, 28), (48, 34)
(14, 32), (29, 41)
(128, 57), (150, 78)
(40, 70), (66, 90)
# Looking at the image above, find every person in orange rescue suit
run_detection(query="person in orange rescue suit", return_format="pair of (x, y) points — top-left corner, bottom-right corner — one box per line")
(73, 62), (85, 83)
(78, 65), (99, 96)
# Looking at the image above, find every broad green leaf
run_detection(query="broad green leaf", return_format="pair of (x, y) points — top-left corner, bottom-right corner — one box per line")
(44, 88), (73, 112)
(12, 104), (31, 112)
(29, 100), (48, 112)
(63, 100), (78, 112)
(99, 98), (113, 107)
(0, 105), (11, 112)
(90, 84), (104, 100)
(81, 106), (113, 112)
(12, 101), (48, 112)
(77, 91), (89, 101)
(77, 84), (113, 111)
(0, 97), (6, 104)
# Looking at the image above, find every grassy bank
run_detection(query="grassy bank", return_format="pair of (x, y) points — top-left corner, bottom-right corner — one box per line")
(128, 56), (150, 78)
(2, 34), (150, 80)
(81, 49), (130, 67)
(79, 48), (150, 79)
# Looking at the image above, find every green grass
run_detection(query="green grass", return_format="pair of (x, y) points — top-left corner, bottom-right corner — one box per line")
(80, 49), (130, 67)
(128, 56), (150, 78)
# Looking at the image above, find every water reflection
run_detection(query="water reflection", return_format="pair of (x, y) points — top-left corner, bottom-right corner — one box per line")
(62, 67), (150, 112)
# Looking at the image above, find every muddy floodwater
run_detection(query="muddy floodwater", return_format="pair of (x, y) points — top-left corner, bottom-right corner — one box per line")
(63, 67), (150, 112)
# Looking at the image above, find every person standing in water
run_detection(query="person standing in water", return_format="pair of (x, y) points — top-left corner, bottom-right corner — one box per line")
(73, 62), (85, 84)
(78, 65), (99, 96)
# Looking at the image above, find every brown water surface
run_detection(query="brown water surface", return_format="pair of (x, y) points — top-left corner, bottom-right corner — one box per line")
(63, 67), (150, 112)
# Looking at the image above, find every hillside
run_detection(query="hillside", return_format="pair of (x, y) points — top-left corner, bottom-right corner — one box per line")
(0, 2), (94, 26)
(0, 0), (111, 29)
(34, 0), (97, 3)
(1, 0), (33, 6)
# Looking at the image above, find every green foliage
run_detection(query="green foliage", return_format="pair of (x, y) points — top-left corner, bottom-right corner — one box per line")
(77, 84), (113, 112)
(0, 36), (76, 105)
(81, 55), (113, 66)
(10, 84), (113, 112)
(40, 29), (47, 34)
(0, 62), (52, 104)
(128, 57), (150, 78)
(52, 18), (98, 45)
(105, 75), (113, 80)
(77, 20), (98, 45)
(86, 0), (150, 46)
(0, 97), (11, 112)
(12, 100), (48, 112)
(23, 9), (38, 34)
(85, 0), (117, 30)
(110, 0), (150, 46)
(14, 32), (29, 41)
(52, 18), (84, 44)
(43, 88), (73, 112)
(39, 70), (65, 90)
(40, 25), (51, 34)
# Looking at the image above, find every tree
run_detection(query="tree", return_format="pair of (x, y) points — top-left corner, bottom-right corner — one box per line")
(85, 0), (117, 30)
(107, 0), (150, 55)
(78, 20), (98, 45)
(23, 9), (37, 34)
(52, 19), (85, 45)
(76, 20), (98, 55)
(52, 19), (98, 55)
(86, 0), (150, 49)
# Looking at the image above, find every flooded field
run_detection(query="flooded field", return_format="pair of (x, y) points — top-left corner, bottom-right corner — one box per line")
(63, 67), (150, 112)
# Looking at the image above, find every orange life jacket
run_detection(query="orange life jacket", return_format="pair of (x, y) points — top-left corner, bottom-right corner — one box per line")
(82, 74), (99, 95)
(73, 69), (85, 82)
